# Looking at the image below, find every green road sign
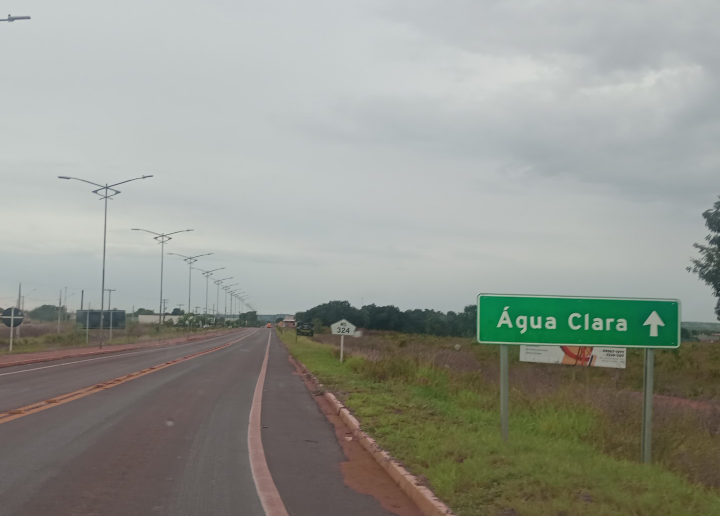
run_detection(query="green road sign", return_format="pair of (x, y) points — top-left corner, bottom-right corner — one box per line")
(477, 294), (680, 348)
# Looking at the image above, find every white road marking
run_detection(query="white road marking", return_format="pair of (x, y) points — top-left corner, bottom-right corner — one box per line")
(0, 331), (248, 377)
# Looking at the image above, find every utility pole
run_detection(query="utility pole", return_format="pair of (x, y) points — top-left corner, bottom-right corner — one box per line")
(64, 287), (68, 322)
(16, 283), (21, 339)
(106, 289), (116, 341)
(86, 303), (91, 345)
(162, 299), (169, 321)
(21, 288), (36, 316)
(57, 290), (62, 334)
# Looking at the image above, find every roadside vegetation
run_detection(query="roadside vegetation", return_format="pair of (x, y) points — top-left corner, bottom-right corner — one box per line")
(0, 308), (263, 356)
(0, 320), (234, 356)
(278, 328), (720, 516)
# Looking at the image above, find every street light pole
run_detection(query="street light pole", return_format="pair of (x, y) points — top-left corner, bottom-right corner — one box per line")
(168, 253), (213, 337)
(168, 253), (214, 316)
(132, 228), (193, 341)
(213, 277), (233, 327)
(236, 295), (248, 326)
(195, 267), (225, 328)
(59, 174), (153, 348)
(229, 290), (243, 325)
(223, 283), (239, 317)
(0, 14), (31, 22)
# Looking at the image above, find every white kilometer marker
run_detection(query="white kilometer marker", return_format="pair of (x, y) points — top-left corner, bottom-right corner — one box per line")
(643, 311), (665, 337)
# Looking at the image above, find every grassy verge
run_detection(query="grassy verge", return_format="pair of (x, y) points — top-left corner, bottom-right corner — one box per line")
(0, 324), (216, 356)
(279, 330), (720, 516)
(315, 332), (720, 402)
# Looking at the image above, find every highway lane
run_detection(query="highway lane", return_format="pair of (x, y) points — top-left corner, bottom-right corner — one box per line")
(0, 329), (254, 412)
(0, 329), (418, 516)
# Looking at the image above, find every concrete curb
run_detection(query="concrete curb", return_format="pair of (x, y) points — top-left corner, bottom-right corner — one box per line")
(290, 355), (455, 516)
(0, 329), (237, 369)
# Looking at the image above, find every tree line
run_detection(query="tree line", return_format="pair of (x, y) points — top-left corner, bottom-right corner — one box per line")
(296, 300), (477, 338)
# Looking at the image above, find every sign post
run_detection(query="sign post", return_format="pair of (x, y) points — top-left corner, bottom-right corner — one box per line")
(499, 345), (509, 442)
(331, 319), (356, 363)
(642, 349), (654, 463)
(2, 307), (25, 352)
(477, 294), (680, 461)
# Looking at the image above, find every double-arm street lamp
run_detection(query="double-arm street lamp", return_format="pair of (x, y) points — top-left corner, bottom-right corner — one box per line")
(59, 175), (153, 347)
(229, 290), (245, 322)
(168, 253), (215, 339)
(237, 295), (249, 325)
(213, 277), (233, 326)
(132, 229), (193, 337)
(229, 289), (244, 315)
(195, 267), (225, 325)
(1, 14), (31, 22)
(222, 283), (239, 315)
(167, 252), (213, 327)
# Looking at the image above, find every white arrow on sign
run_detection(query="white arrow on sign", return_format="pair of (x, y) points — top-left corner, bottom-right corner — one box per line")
(643, 311), (665, 337)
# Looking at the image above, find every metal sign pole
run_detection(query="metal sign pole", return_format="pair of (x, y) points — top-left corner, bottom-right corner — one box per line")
(340, 334), (345, 363)
(9, 309), (15, 352)
(642, 348), (655, 463)
(16, 283), (21, 339)
(500, 344), (509, 442)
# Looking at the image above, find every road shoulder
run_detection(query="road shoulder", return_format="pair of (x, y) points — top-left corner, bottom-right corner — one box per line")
(262, 330), (422, 516)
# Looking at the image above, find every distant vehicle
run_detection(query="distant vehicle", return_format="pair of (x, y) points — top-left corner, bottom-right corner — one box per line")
(266, 323), (272, 328)
(296, 322), (314, 337)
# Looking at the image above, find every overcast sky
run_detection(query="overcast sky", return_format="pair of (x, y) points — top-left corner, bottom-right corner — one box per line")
(1, 0), (719, 320)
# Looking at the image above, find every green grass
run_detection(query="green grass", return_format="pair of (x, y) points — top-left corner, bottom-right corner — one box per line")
(0, 324), (212, 356)
(279, 330), (720, 516)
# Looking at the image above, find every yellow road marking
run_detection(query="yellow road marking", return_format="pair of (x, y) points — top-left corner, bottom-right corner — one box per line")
(0, 331), (258, 425)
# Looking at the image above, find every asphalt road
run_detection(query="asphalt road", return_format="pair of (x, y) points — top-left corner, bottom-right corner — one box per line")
(0, 329), (412, 516)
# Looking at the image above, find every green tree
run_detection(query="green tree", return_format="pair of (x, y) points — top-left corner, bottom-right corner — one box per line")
(275, 317), (283, 323)
(312, 317), (324, 334)
(29, 304), (65, 322)
(134, 308), (155, 315)
(296, 300), (361, 327)
(688, 196), (720, 320)
(171, 308), (185, 316)
(424, 312), (450, 336)
(239, 311), (260, 327)
(298, 300), (478, 338)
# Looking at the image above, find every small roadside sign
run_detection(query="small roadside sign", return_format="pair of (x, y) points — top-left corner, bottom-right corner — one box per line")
(1, 307), (24, 328)
(331, 319), (356, 336)
(331, 319), (356, 363)
(478, 294), (680, 348)
(519, 345), (626, 369)
(2, 307), (24, 353)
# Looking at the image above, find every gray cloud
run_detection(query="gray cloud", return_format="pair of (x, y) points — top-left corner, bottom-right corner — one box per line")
(0, 0), (718, 320)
